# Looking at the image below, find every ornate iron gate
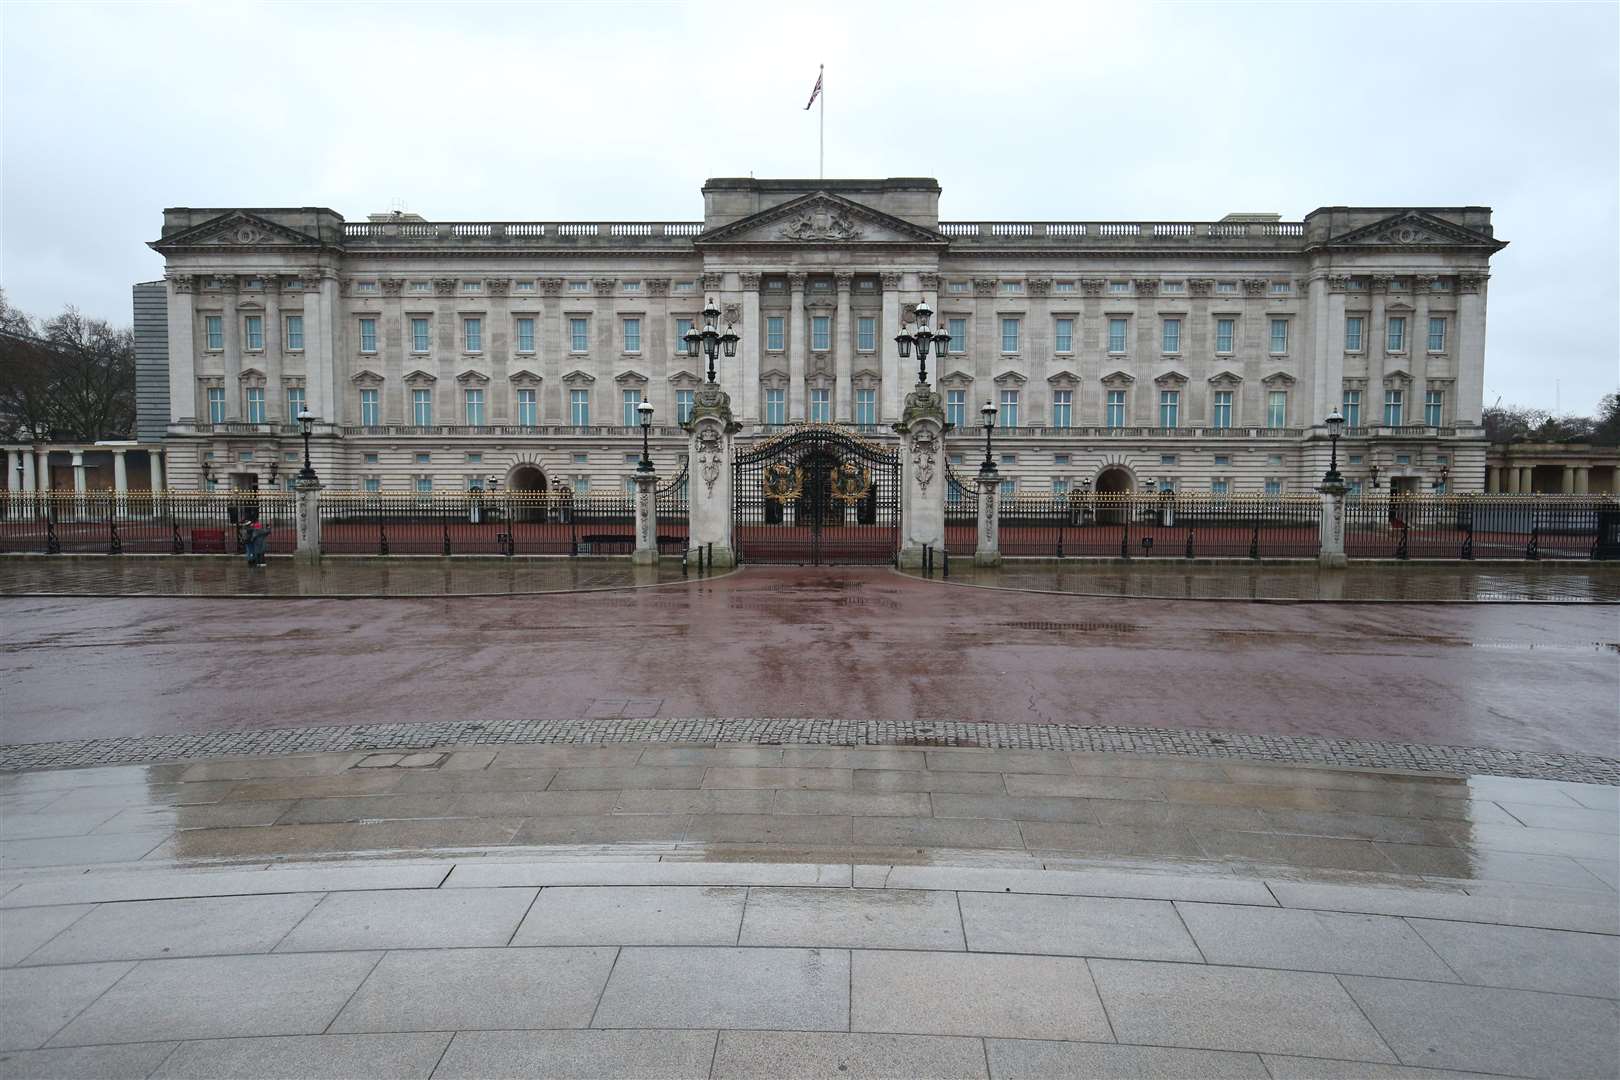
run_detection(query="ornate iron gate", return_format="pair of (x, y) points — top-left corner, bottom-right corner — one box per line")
(733, 424), (900, 564)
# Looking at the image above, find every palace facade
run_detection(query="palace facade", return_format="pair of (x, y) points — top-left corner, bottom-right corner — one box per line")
(144, 178), (1506, 498)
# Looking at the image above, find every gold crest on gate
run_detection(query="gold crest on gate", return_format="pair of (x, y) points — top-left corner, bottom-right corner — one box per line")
(828, 460), (873, 504)
(763, 462), (804, 503)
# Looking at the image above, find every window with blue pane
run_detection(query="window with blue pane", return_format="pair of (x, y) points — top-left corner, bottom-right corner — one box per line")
(1345, 317), (1363, 352)
(811, 316), (830, 351)
(1427, 317), (1446, 352)
(947, 318), (966, 353)
(570, 388), (590, 426)
(245, 387), (264, 423)
(1424, 389), (1443, 426)
(1342, 389), (1361, 426)
(855, 388), (876, 425)
(286, 387), (305, 421)
(1106, 389), (1127, 428)
(1269, 319), (1288, 353)
(465, 388), (485, 425)
(1051, 390), (1072, 428)
(285, 315), (304, 351)
(205, 315), (223, 351)
(1212, 390), (1232, 429)
(412, 389), (432, 426)
(463, 318), (481, 352)
(999, 389), (1019, 428)
(1265, 478), (1282, 496)
(622, 389), (641, 427)
(1052, 478), (1069, 495)
(1386, 317), (1406, 351)
(570, 318), (588, 352)
(359, 389), (377, 426)
(1267, 391), (1287, 428)
(516, 318), (535, 352)
(810, 388), (830, 422)
(766, 317), (784, 351)
(358, 318), (375, 353)
(207, 387), (225, 423)
(411, 318), (430, 352)
(1159, 390), (1179, 428)
(946, 389), (965, 428)
(676, 389), (694, 423)
(857, 317), (875, 351)
(1161, 319), (1181, 353)
(517, 389), (537, 426)
(1108, 318), (1127, 352)
(1000, 318), (1019, 353)
(1384, 389), (1403, 426)
(623, 318), (640, 352)
(1054, 318), (1073, 353)
(999, 478), (1016, 497)
(765, 388), (785, 425)
(1215, 318), (1234, 353)
(364, 477), (380, 493)
(1211, 478), (1228, 495)
(675, 319), (693, 355)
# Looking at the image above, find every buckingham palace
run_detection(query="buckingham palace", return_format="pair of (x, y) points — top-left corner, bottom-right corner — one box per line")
(141, 177), (1506, 500)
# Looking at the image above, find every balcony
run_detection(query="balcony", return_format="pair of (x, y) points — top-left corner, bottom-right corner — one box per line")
(338, 221), (706, 248)
(935, 220), (1307, 249)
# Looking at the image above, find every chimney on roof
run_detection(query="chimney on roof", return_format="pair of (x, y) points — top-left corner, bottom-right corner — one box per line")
(367, 209), (426, 222)
(1219, 212), (1282, 222)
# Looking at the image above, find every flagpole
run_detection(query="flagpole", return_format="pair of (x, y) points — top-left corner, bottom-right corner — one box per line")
(818, 64), (824, 179)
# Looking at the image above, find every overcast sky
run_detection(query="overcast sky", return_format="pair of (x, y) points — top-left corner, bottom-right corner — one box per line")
(3, 1), (1615, 412)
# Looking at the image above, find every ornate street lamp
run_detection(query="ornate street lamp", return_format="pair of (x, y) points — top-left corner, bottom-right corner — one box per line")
(894, 299), (951, 386)
(636, 401), (655, 473)
(684, 297), (739, 385)
(1322, 409), (1345, 485)
(296, 408), (318, 482)
(1432, 463), (1449, 492)
(979, 400), (997, 476)
(1368, 461), (1381, 489)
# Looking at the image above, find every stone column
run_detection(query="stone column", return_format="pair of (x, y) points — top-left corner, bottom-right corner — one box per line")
(37, 450), (51, 492)
(975, 467), (1001, 567)
(1520, 466), (1535, 494)
(787, 274), (807, 420)
(684, 382), (739, 568)
(72, 450), (86, 493)
(5, 450), (17, 496)
(1487, 465), (1500, 493)
(834, 272), (853, 422)
(149, 449), (164, 492)
(21, 449), (36, 493)
(1575, 466), (1590, 494)
(740, 274), (762, 423)
(632, 470), (659, 566)
(896, 385), (946, 569)
(295, 478), (323, 563)
(113, 449), (128, 515)
(1318, 481), (1348, 568)
(880, 273), (902, 423)
(1562, 465), (1575, 494)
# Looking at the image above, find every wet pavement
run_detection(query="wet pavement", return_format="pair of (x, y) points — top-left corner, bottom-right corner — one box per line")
(3, 567), (1617, 759)
(1, 745), (1616, 1079)
(914, 560), (1620, 603)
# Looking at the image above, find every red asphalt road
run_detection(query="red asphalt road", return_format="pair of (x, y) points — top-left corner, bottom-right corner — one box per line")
(2, 566), (1617, 756)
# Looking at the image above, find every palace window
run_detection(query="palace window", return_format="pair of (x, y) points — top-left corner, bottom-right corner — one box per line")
(568, 280), (589, 292)
(676, 388), (694, 423)
(284, 315), (304, 351)
(572, 452), (589, 464)
(948, 281), (969, 294)
(570, 388), (590, 426)
(811, 316), (830, 351)
(1161, 454), (1177, 466)
(286, 386), (305, 421)
(1054, 453), (1070, 465)
(411, 318), (430, 353)
(675, 318), (693, 355)
(1425, 389), (1444, 426)
(359, 388), (378, 426)
(1384, 388), (1404, 426)
(999, 389), (1019, 428)
(1001, 318), (1020, 353)
(416, 476), (433, 494)
(622, 388), (642, 427)
(244, 315), (263, 351)
(517, 388), (537, 425)
(622, 280), (641, 293)
(416, 451), (431, 465)
(570, 318), (588, 352)
(1162, 319), (1181, 353)
(1427, 317), (1447, 351)
(364, 453), (379, 465)
(467, 453), (482, 465)
(1270, 281), (1290, 294)
(1212, 390), (1232, 429)
(245, 387), (265, 423)
(948, 318), (966, 352)
(1051, 389), (1072, 428)
(462, 280), (480, 293)
(1002, 281), (1023, 294)
(1211, 478), (1229, 495)
(1109, 281), (1130, 294)
(408, 281), (430, 293)
(857, 317), (875, 351)
(1053, 478), (1070, 495)
(1216, 281), (1238, 294)
(1000, 478), (1016, 496)
(1106, 389), (1126, 429)
(364, 477), (381, 492)
(1054, 318), (1073, 353)
(465, 388), (485, 425)
(205, 315), (223, 351)
(1265, 478), (1282, 495)
(674, 280), (695, 293)
(1162, 281), (1185, 294)
(412, 389), (432, 426)
(1345, 316), (1364, 352)
(1267, 390), (1287, 428)
(1387, 316), (1406, 352)
(946, 389), (965, 428)
(1269, 319), (1288, 354)
(1342, 389), (1361, 427)
(855, 388), (876, 425)
(514, 280), (535, 292)
(207, 387), (225, 423)
(766, 317), (785, 351)
(1159, 390), (1179, 429)
(1055, 281), (1076, 293)
(1215, 318), (1234, 353)
(623, 318), (641, 352)
(1108, 318), (1127, 353)
(359, 318), (376, 353)
(1214, 455), (1230, 466)
(516, 317), (535, 353)
(463, 317), (481, 352)
(810, 387), (830, 422)
(766, 388), (785, 425)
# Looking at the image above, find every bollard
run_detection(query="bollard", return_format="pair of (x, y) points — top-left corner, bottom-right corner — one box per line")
(942, 547), (950, 577)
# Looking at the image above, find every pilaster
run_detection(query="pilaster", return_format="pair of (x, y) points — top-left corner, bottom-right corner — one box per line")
(788, 273), (807, 420)
(740, 274), (762, 422)
(834, 272), (854, 422)
(880, 273), (902, 422)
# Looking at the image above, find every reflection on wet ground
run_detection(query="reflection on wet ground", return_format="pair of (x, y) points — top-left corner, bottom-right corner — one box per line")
(4, 745), (1614, 895)
(909, 560), (1620, 602)
(0, 556), (708, 597)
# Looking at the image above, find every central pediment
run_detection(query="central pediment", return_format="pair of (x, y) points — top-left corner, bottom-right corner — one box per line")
(150, 210), (325, 252)
(695, 192), (946, 247)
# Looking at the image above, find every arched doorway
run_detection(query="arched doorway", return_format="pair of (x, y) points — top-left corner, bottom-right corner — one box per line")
(508, 465), (546, 492)
(1094, 466), (1134, 524)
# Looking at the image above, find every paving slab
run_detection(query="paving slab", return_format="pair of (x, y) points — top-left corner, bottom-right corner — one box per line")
(489, 745), (645, 768)
(0, 833), (168, 870)
(389, 766), (557, 793)
(612, 789), (774, 815)
(0, 905), (92, 966)
(1001, 774), (1167, 800)
(512, 814), (691, 845)
(452, 790), (624, 816)
(0, 863), (448, 908)
(153, 818), (524, 860)
(874, 865), (1275, 905)
(686, 813), (854, 846)
(853, 769), (1005, 793)
(639, 747), (786, 766)
(740, 887), (965, 950)
(50, 952), (379, 1046)
(547, 766), (708, 790)
(274, 794), (460, 825)
(179, 755), (357, 782)
(1376, 842), (1615, 889)
(701, 767), (854, 790)
(1267, 880), (1620, 934)
(959, 892), (1201, 962)
(0, 961), (135, 1051)
(442, 860), (850, 889)
(851, 950), (1110, 1041)
(1407, 918), (1620, 998)
(0, 809), (121, 841)
(329, 947), (615, 1033)
(151, 1033), (451, 1079)
(1018, 821), (1204, 859)
(92, 800), (296, 833)
(25, 893), (322, 965)
(1495, 800), (1620, 834)
(781, 748), (929, 771)
(0, 1042), (179, 1079)
(1192, 829), (1394, 873)
(1341, 974), (1620, 1078)
(1259, 1055), (1508, 1079)
(434, 1029), (717, 1079)
(274, 887), (537, 951)
(930, 793), (1098, 824)
(773, 790), (932, 817)
(852, 816), (1024, 849)
(714, 1031), (987, 1079)
(592, 946), (849, 1031)
(512, 886), (746, 946)
(1174, 902), (1458, 981)
(925, 750), (1078, 775)
(1089, 959), (1396, 1060)
(985, 1039), (1269, 1079)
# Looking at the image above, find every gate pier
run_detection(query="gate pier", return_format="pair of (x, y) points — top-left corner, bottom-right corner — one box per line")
(684, 383), (741, 569)
(895, 384), (947, 570)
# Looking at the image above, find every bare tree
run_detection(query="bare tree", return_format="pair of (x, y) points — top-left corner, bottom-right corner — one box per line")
(0, 291), (136, 442)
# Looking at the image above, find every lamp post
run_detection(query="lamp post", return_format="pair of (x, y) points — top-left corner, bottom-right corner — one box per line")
(637, 401), (655, 473)
(1432, 463), (1449, 493)
(296, 408), (317, 482)
(893, 300), (951, 386)
(1322, 409), (1345, 485)
(979, 400), (997, 476)
(1368, 461), (1381, 490)
(683, 297), (739, 386)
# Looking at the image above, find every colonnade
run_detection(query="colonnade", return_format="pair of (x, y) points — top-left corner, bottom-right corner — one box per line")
(1485, 464), (1591, 494)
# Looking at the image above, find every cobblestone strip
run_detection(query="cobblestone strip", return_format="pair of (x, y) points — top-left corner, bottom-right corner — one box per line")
(2, 717), (1616, 785)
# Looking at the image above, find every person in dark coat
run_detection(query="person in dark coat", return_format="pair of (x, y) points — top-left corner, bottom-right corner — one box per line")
(243, 519), (272, 567)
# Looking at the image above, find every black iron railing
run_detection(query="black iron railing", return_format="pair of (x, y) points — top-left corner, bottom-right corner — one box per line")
(0, 491), (296, 555)
(996, 493), (1322, 559)
(1344, 494), (1618, 561)
(317, 491), (636, 556)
